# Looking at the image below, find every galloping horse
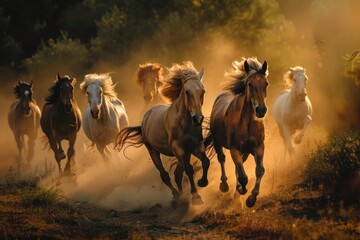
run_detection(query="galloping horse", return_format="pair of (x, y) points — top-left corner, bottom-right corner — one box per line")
(8, 81), (41, 167)
(273, 66), (312, 159)
(40, 74), (82, 175)
(116, 62), (210, 205)
(205, 57), (269, 208)
(136, 63), (163, 105)
(80, 73), (129, 164)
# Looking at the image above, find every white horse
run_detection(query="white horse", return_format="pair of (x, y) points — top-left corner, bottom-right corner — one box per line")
(80, 73), (129, 164)
(273, 66), (313, 159)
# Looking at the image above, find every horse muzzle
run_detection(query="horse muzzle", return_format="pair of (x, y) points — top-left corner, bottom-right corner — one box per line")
(90, 108), (100, 119)
(192, 113), (204, 126)
(255, 106), (267, 118)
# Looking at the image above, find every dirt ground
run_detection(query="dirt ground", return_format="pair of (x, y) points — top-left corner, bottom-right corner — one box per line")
(0, 165), (359, 240)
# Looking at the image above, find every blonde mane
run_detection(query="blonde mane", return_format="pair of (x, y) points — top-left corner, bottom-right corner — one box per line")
(283, 66), (307, 87)
(223, 57), (267, 94)
(160, 61), (200, 103)
(136, 63), (163, 86)
(80, 73), (118, 99)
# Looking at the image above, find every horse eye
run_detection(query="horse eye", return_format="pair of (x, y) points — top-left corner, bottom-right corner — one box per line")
(185, 90), (189, 95)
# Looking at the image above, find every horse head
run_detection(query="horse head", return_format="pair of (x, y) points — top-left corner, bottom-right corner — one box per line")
(290, 67), (308, 102)
(16, 81), (33, 116)
(138, 63), (162, 104)
(58, 74), (76, 113)
(244, 60), (269, 118)
(182, 68), (205, 126)
(86, 83), (103, 119)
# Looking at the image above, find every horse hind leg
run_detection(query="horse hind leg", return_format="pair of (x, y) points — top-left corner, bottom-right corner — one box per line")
(146, 144), (180, 201)
(214, 141), (229, 192)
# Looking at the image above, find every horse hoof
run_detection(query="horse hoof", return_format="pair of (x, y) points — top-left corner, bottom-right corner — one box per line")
(56, 151), (66, 161)
(219, 181), (229, 193)
(237, 185), (247, 195)
(246, 195), (257, 208)
(197, 178), (208, 187)
(192, 196), (204, 205)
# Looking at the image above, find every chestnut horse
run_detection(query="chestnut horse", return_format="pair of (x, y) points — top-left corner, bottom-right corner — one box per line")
(136, 63), (163, 105)
(205, 57), (269, 207)
(40, 74), (82, 175)
(116, 62), (210, 205)
(8, 81), (41, 167)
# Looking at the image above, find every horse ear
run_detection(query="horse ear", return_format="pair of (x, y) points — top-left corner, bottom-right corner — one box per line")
(30, 81), (33, 88)
(57, 74), (61, 82)
(261, 60), (268, 75)
(198, 68), (205, 81)
(244, 60), (250, 74)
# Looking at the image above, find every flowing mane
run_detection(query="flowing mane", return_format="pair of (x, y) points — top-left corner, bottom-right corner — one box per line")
(13, 81), (32, 99)
(45, 75), (75, 104)
(223, 57), (266, 95)
(80, 73), (118, 100)
(160, 61), (200, 102)
(283, 66), (307, 88)
(136, 63), (163, 86)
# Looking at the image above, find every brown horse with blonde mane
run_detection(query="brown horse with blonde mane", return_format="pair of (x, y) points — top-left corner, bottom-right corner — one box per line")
(136, 63), (163, 105)
(205, 57), (269, 207)
(116, 62), (210, 205)
(41, 74), (82, 175)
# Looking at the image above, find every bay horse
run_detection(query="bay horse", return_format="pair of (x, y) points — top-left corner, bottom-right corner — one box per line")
(8, 81), (41, 167)
(136, 63), (163, 105)
(273, 66), (312, 159)
(115, 62), (210, 205)
(205, 57), (269, 208)
(40, 74), (82, 175)
(80, 73), (129, 164)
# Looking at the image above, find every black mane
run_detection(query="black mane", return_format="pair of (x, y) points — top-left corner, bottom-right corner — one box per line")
(13, 81), (32, 99)
(44, 75), (72, 104)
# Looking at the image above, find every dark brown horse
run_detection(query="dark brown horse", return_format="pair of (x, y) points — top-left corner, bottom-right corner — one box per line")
(116, 62), (209, 205)
(205, 57), (269, 207)
(40, 74), (82, 175)
(8, 81), (41, 167)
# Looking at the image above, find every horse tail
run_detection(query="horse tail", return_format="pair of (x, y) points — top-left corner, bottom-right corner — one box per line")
(114, 126), (143, 152)
(204, 131), (216, 160)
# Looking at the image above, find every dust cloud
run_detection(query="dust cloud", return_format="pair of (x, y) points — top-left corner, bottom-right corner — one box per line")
(0, 0), (359, 220)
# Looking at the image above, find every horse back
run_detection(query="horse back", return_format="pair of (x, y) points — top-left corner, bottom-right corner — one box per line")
(142, 104), (173, 156)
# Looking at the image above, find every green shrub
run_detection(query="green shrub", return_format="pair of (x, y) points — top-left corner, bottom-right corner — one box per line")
(305, 129), (360, 205)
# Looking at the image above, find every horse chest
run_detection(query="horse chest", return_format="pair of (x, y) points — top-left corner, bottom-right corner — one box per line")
(52, 115), (77, 139)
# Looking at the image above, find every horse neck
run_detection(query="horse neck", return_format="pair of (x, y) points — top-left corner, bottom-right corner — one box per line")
(174, 92), (191, 123)
(99, 95), (111, 122)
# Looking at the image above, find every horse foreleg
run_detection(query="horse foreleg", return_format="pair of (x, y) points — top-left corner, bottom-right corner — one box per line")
(192, 144), (210, 188)
(13, 132), (23, 166)
(282, 126), (294, 159)
(97, 144), (110, 165)
(230, 148), (248, 195)
(174, 162), (184, 193)
(173, 141), (203, 205)
(246, 144), (265, 208)
(146, 144), (179, 201)
(64, 136), (76, 175)
(294, 115), (312, 144)
(214, 140), (229, 192)
(26, 134), (35, 166)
